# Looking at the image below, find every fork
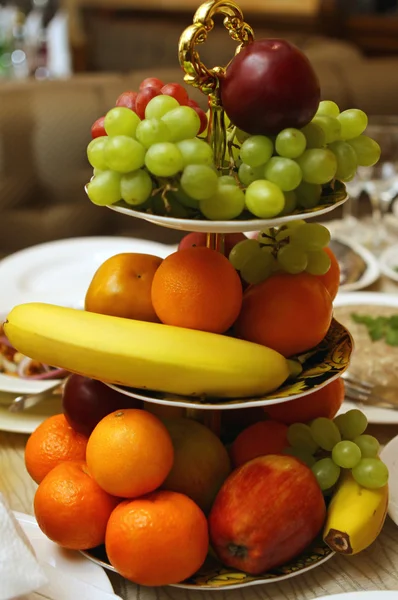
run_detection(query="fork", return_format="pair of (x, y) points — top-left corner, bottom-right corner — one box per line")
(8, 381), (64, 413)
(343, 373), (398, 411)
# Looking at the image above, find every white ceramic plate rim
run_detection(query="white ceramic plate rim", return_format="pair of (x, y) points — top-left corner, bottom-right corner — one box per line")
(14, 511), (113, 594)
(379, 244), (398, 283)
(108, 195), (347, 234)
(334, 235), (381, 292)
(0, 396), (62, 434)
(380, 435), (398, 527)
(315, 593), (398, 600)
(334, 291), (398, 425)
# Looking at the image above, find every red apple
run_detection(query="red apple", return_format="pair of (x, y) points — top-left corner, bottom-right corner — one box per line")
(208, 454), (326, 574)
(220, 39), (320, 135)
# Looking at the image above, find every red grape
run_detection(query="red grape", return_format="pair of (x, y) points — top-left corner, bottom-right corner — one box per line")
(139, 77), (164, 93)
(192, 106), (208, 135)
(62, 374), (140, 436)
(187, 98), (200, 109)
(135, 87), (159, 120)
(220, 39), (320, 135)
(116, 90), (138, 111)
(91, 116), (106, 139)
(160, 83), (189, 106)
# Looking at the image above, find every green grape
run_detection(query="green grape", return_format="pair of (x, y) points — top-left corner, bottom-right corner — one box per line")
(296, 149), (337, 185)
(176, 138), (214, 167)
(352, 458), (389, 489)
(145, 95), (179, 120)
(285, 219), (307, 231)
(235, 128), (250, 143)
(329, 141), (358, 182)
(161, 106), (200, 142)
(312, 458), (341, 491)
(312, 116), (341, 144)
(287, 359), (303, 378)
(120, 169), (153, 205)
(338, 109), (368, 140)
(275, 128), (307, 159)
(240, 251), (275, 284)
(287, 423), (318, 454)
(93, 167), (104, 176)
(301, 122), (326, 149)
(279, 191), (297, 216)
(316, 100), (340, 118)
(104, 136), (146, 173)
(144, 142), (183, 177)
(87, 136), (108, 171)
(151, 194), (189, 218)
(171, 187), (200, 210)
(348, 135), (381, 167)
(200, 184), (245, 220)
(310, 417), (341, 451)
(238, 163), (265, 186)
(229, 239), (261, 270)
(306, 249), (332, 275)
(240, 135), (274, 168)
(245, 180), (285, 218)
(332, 441), (362, 469)
(283, 447), (316, 468)
(180, 164), (218, 201)
(219, 175), (238, 186)
(334, 409), (368, 440)
(264, 157), (302, 192)
(290, 223), (331, 251)
(277, 244), (307, 274)
(104, 107), (140, 138)
(135, 118), (171, 149)
(295, 181), (322, 209)
(354, 434), (380, 458)
(275, 227), (290, 242)
(86, 170), (121, 206)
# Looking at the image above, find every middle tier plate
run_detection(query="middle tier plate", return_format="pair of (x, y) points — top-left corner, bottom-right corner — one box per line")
(106, 318), (352, 410)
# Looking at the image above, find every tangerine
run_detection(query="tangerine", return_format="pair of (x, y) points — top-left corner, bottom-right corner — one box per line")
(316, 246), (340, 300)
(34, 460), (119, 550)
(86, 409), (174, 497)
(235, 272), (333, 357)
(230, 420), (288, 468)
(264, 378), (345, 425)
(85, 253), (162, 322)
(25, 414), (88, 484)
(105, 490), (209, 586)
(151, 247), (242, 333)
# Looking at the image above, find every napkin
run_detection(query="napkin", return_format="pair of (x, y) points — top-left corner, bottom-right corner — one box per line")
(0, 493), (122, 600)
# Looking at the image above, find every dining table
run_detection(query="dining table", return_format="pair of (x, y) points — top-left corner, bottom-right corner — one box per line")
(1, 272), (398, 600)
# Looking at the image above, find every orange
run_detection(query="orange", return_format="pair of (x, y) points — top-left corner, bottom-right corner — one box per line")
(230, 420), (288, 468)
(85, 253), (163, 322)
(264, 378), (345, 425)
(25, 414), (88, 484)
(86, 409), (174, 497)
(235, 272), (333, 357)
(316, 246), (340, 300)
(151, 247), (243, 334)
(105, 490), (209, 586)
(34, 460), (119, 550)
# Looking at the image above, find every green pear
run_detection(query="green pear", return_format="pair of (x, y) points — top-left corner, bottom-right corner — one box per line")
(162, 418), (231, 513)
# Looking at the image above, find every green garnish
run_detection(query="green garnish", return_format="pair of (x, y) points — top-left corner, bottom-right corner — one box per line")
(351, 313), (398, 346)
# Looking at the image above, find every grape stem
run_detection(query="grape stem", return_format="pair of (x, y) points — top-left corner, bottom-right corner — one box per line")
(151, 181), (178, 214)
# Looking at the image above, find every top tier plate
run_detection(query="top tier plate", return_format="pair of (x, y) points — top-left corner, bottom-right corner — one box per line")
(108, 190), (348, 234)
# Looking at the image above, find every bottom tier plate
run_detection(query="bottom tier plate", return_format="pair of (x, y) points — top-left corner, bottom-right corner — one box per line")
(82, 539), (334, 590)
(106, 319), (353, 410)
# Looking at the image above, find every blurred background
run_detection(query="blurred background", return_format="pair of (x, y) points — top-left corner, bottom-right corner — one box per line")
(1, 0), (398, 254)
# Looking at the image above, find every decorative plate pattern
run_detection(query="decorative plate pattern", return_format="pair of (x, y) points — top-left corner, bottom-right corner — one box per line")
(82, 539), (334, 590)
(106, 318), (353, 411)
(107, 184), (347, 234)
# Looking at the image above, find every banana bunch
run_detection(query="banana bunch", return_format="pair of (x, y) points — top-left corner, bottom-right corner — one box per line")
(323, 471), (388, 555)
(4, 303), (290, 399)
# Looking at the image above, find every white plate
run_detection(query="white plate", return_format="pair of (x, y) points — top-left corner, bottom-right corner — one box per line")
(315, 593), (398, 600)
(0, 391), (62, 433)
(380, 435), (398, 528)
(379, 244), (398, 283)
(333, 235), (381, 292)
(108, 194), (347, 234)
(334, 292), (398, 424)
(14, 511), (113, 594)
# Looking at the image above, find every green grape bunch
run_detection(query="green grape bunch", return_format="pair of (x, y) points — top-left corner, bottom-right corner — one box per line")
(284, 409), (389, 493)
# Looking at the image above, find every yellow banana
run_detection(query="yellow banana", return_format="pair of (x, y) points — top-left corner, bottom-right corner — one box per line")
(323, 470), (388, 555)
(4, 303), (290, 399)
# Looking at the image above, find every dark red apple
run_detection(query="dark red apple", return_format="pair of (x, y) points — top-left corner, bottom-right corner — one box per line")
(209, 454), (326, 574)
(220, 39), (320, 135)
(178, 232), (246, 255)
(62, 374), (141, 436)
